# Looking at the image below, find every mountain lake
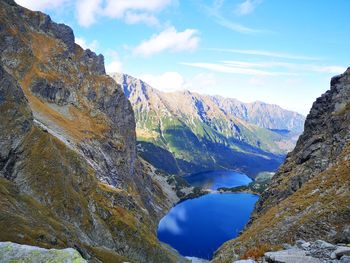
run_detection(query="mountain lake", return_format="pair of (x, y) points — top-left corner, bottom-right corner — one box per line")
(157, 170), (259, 260)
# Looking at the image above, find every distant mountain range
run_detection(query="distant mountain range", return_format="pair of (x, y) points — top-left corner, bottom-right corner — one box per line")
(112, 73), (305, 177)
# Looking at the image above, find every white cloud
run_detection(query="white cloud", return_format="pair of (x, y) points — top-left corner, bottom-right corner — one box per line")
(105, 50), (123, 73)
(158, 215), (182, 235)
(134, 27), (200, 57)
(15, 0), (67, 10)
(181, 62), (289, 76)
(234, 0), (262, 16)
(181, 60), (346, 76)
(222, 60), (346, 74)
(186, 73), (218, 93)
(75, 0), (173, 27)
(140, 72), (218, 94)
(17, 0), (174, 27)
(305, 65), (346, 74)
(209, 48), (321, 60)
(192, 73), (218, 88)
(214, 16), (267, 34)
(124, 12), (159, 26)
(202, 0), (269, 34)
(105, 60), (123, 73)
(249, 76), (267, 87)
(103, 0), (172, 19)
(76, 0), (102, 27)
(75, 37), (99, 51)
(140, 72), (185, 92)
(158, 206), (186, 235)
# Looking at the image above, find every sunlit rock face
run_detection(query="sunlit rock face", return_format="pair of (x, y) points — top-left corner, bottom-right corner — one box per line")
(0, 0), (190, 262)
(112, 73), (305, 178)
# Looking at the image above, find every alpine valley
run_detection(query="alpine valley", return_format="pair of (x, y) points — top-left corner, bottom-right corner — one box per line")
(112, 73), (305, 177)
(0, 0), (350, 263)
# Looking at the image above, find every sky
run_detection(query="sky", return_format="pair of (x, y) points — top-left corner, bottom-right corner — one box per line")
(15, 0), (350, 115)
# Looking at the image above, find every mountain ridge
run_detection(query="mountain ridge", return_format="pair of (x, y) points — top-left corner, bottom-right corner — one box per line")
(112, 72), (305, 177)
(115, 72), (305, 132)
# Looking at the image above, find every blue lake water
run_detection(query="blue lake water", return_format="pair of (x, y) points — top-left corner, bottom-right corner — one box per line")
(157, 171), (258, 260)
(184, 170), (253, 190)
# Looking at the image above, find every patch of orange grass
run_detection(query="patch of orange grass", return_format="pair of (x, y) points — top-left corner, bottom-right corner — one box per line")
(20, 60), (109, 141)
(30, 32), (63, 62)
(136, 128), (158, 140)
(241, 244), (281, 260)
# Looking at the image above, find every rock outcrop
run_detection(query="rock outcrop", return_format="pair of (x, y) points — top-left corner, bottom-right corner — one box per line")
(232, 240), (350, 263)
(0, 0), (191, 262)
(214, 68), (350, 262)
(0, 242), (87, 263)
(112, 73), (304, 177)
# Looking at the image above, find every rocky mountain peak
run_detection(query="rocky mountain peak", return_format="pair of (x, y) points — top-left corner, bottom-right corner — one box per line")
(0, 1), (190, 262)
(256, 66), (350, 214)
(214, 67), (350, 262)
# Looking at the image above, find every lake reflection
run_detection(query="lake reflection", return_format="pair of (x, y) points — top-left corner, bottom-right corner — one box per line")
(158, 193), (259, 259)
(158, 170), (258, 260)
(184, 170), (252, 190)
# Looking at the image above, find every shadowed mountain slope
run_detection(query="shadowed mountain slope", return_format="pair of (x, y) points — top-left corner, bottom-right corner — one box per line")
(214, 68), (350, 262)
(0, 1), (193, 262)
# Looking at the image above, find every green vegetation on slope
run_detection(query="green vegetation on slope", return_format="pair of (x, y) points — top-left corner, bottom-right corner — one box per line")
(113, 73), (302, 177)
(218, 172), (275, 194)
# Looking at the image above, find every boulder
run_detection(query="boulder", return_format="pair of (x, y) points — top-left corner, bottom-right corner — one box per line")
(341, 256), (350, 263)
(331, 246), (350, 259)
(0, 242), (86, 263)
(264, 249), (321, 263)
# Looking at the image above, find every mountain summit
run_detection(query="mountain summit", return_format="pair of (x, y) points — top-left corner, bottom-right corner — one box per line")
(0, 1), (192, 261)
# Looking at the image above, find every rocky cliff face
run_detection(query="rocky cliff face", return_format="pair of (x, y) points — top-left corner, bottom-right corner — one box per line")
(214, 68), (350, 262)
(0, 0), (189, 262)
(112, 73), (304, 177)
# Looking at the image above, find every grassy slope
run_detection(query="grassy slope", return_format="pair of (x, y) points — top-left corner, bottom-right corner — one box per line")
(0, 126), (181, 263)
(213, 143), (350, 262)
(136, 110), (284, 177)
(0, 2), (185, 262)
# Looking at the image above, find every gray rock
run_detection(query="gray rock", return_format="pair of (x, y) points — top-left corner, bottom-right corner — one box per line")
(283, 243), (294, 250)
(82, 49), (105, 75)
(264, 249), (321, 263)
(30, 78), (72, 105)
(295, 239), (306, 247)
(331, 247), (350, 259)
(301, 242), (311, 250)
(296, 240), (311, 250)
(0, 242), (86, 263)
(0, 64), (33, 180)
(234, 260), (257, 263)
(341, 256), (350, 263)
(50, 22), (75, 52)
(339, 225), (350, 243)
(248, 67), (350, 250)
(313, 240), (336, 250)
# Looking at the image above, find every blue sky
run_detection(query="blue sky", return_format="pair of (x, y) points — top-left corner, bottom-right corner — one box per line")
(16, 0), (350, 115)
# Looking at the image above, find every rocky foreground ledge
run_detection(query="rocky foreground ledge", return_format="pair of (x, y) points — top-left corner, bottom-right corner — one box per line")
(233, 240), (350, 263)
(0, 242), (86, 262)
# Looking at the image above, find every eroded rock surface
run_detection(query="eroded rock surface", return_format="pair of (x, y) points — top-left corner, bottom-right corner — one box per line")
(0, 242), (87, 263)
(214, 68), (350, 262)
(0, 0), (192, 262)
